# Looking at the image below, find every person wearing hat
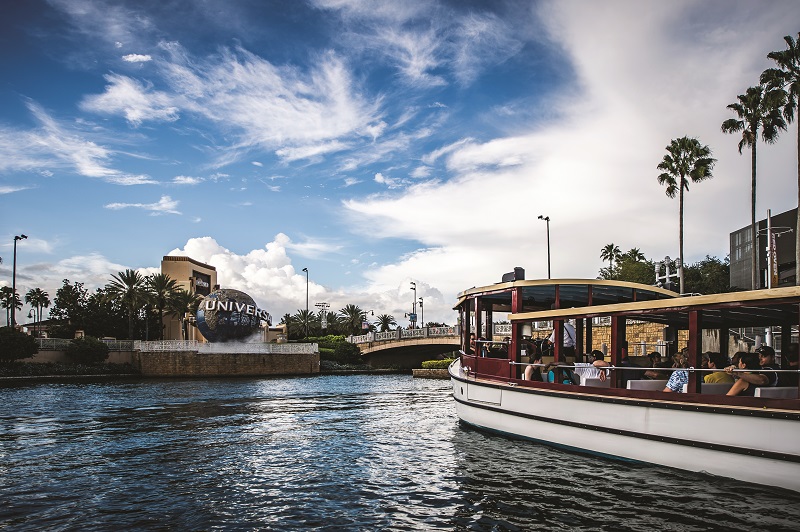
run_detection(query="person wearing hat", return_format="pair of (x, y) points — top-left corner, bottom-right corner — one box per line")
(755, 345), (779, 387)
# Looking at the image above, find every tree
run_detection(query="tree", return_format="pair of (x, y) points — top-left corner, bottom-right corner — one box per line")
(0, 286), (21, 326)
(722, 85), (786, 289)
(762, 33), (800, 286)
(167, 289), (201, 341)
(66, 336), (109, 364)
(657, 136), (716, 294)
(339, 304), (366, 336)
(374, 313), (397, 332)
(145, 273), (179, 340)
(24, 288), (50, 338)
(48, 279), (90, 338)
(106, 269), (147, 340)
(683, 256), (736, 294)
(0, 326), (38, 361)
(600, 244), (621, 272)
(623, 248), (646, 263)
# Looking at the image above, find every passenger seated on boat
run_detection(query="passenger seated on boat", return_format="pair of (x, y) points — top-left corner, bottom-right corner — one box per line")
(663, 352), (689, 393)
(523, 351), (544, 381)
(704, 352), (734, 384)
(468, 333), (476, 355)
(644, 352), (670, 380)
(755, 345), (780, 387)
(725, 352), (764, 396)
(618, 344), (642, 386)
(569, 350), (610, 384)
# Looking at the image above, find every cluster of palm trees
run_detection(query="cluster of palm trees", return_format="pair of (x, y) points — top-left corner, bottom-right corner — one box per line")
(1, 286), (51, 334)
(104, 269), (202, 340)
(280, 305), (446, 340)
(281, 304), (401, 339)
(722, 33), (800, 290)
(599, 245), (646, 275)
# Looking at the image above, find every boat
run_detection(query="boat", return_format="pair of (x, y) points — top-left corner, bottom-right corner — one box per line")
(448, 270), (800, 492)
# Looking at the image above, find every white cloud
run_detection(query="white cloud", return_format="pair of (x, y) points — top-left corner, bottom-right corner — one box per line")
(104, 195), (181, 215)
(122, 53), (152, 63)
(251, 161), (263, 167)
(0, 185), (33, 194)
(172, 175), (203, 185)
(342, 0), (799, 316)
(80, 73), (180, 126)
(0, 101), (157, 185)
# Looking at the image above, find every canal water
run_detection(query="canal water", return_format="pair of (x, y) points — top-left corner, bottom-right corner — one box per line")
(1, 374), (798, 531)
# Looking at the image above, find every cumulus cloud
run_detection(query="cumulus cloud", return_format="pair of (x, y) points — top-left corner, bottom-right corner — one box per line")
(80, 73), (180, 125)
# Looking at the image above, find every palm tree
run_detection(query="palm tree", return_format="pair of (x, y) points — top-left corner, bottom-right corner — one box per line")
(657, 136), (716, 294)
(722, 85), (786, 289)
(374, 313), (397, 332)
(106, 269), (147, 339)
(339, 304), (366, 335)
(600, 244), (621, 271)
(762, 33), (800, 286)
(24, 288), (51, 338)
(145, 273), (179, 340)
(622, 248), (646, 263)
(1, 286), (22, 326)
(167, 289), (201, 341)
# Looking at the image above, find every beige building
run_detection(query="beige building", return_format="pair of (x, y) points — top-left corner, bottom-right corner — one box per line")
(161, 255), (218, 341)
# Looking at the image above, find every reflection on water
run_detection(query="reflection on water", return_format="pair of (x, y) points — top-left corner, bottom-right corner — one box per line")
(1, 376), (798, 530)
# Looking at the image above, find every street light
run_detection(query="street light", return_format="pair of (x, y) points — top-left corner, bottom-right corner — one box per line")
(418, 297), (424, 329)
(537, 215), (551, 279)
(11, 234), (27, 329)
(302, 267), (308, 338)
(410, 281), (416, 328)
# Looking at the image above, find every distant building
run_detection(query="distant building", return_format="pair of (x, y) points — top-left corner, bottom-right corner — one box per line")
(161, 255), (218, 341)
(730, 207), (797, 290)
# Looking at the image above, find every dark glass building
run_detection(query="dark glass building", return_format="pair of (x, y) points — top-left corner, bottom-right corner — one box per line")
(730, 207), (797, 290)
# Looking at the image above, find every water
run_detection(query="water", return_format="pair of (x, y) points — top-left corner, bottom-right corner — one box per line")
(1, 375), (798, 531)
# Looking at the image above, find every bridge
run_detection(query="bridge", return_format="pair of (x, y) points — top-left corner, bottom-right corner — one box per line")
(347, 326), (463, 368)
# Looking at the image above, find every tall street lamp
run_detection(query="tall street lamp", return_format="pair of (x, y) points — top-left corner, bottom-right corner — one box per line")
(418, 297), (424, 329)
(302, 267), (309, 338)
(410, 281), (417, 328)
(11, 234), (27, 329)
(537, 215), (551, 279)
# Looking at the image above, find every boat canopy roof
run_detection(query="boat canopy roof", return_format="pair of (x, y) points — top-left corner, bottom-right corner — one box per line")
(456, 278), (800, 329)
(511, 285), (800, 329)
(455, 278), (678, 314)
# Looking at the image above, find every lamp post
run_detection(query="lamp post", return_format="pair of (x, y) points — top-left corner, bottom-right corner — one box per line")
(418, 297), (424, 329)
(11, 234), (27, 329)
(301, 268), (309, 338)
(410, 281), (416, 328)
(537, 215), (551, 279)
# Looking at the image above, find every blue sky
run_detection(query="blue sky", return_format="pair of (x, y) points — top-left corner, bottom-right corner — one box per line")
(1, 0), (799, 327)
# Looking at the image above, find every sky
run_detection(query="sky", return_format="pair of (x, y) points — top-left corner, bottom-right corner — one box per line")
(1, 0), (799, 328)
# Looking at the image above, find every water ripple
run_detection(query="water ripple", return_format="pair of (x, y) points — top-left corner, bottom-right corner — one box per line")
(1, 375), (798, 530)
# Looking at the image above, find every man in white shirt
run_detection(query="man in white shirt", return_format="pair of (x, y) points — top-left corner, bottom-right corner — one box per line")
(570, 350), (609, 383)
(549, 320), (576, 357)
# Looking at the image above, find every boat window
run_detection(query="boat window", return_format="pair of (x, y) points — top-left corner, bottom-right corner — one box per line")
(558, 284), (589, 308)
(521, 285), (556, 312)
(592, 285), (634, 305)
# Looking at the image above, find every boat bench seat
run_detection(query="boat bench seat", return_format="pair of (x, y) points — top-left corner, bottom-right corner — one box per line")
(754, 387), (799, 399)
(581, 377), (610, 388)
(627, 379), (668, 391)
(702, 382), (734, 394)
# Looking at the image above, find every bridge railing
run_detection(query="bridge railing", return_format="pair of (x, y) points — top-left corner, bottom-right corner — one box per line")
(134, 340), (317, 354)
(348, 325), (459, 345)
(37, 338), (135, 351)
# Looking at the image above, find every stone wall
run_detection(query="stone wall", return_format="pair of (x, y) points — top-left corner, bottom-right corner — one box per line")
(132, 350), (320, 377)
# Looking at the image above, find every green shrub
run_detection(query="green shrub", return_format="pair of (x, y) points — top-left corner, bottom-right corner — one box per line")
(331, 341), (362, 365)
(421, 359), (454, 369)
(66, 336), (109, 364)
(0, 327), (38, 361)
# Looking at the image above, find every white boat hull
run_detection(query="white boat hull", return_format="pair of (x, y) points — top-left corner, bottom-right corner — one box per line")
(449, 359), (800, 492)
